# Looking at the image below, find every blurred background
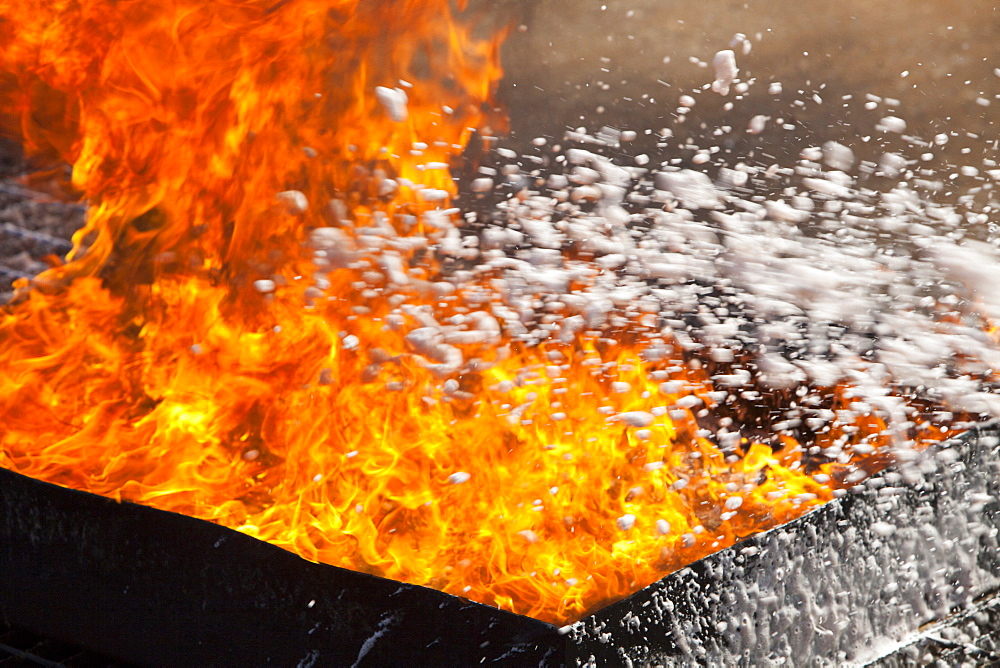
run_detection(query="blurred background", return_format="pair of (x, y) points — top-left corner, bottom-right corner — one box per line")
(496, 1), (998, 167)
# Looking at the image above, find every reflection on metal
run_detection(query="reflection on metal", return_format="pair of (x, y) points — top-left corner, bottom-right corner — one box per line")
(868, 590), (1000, 667)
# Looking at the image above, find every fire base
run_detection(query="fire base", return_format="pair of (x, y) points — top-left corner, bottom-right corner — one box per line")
(1, 425), (998, 666)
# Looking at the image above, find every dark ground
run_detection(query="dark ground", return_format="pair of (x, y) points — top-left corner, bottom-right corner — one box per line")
(0, 138), (84, 303)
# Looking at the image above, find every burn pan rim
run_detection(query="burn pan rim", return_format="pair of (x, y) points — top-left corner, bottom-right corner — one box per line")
(2, 422), (998, 666)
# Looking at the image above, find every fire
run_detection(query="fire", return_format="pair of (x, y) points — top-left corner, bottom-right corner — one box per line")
(0, 0), (960, 624)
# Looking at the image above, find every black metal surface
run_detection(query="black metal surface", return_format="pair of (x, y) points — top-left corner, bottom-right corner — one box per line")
(0, 619), (130, 667)
(0, 469), (559, 667)
(2, 426), (999, 667)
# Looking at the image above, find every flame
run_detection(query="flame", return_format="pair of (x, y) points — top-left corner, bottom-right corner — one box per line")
(0, 0), (959, 624)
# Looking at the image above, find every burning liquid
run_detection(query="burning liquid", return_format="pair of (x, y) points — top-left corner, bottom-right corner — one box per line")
(0, 0), (977, 623)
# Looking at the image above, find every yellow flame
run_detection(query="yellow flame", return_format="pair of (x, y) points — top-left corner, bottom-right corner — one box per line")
(0, 0), (959, 624)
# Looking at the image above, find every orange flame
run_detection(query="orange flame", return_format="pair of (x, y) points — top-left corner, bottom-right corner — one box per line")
(0, 0), (958, 624)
